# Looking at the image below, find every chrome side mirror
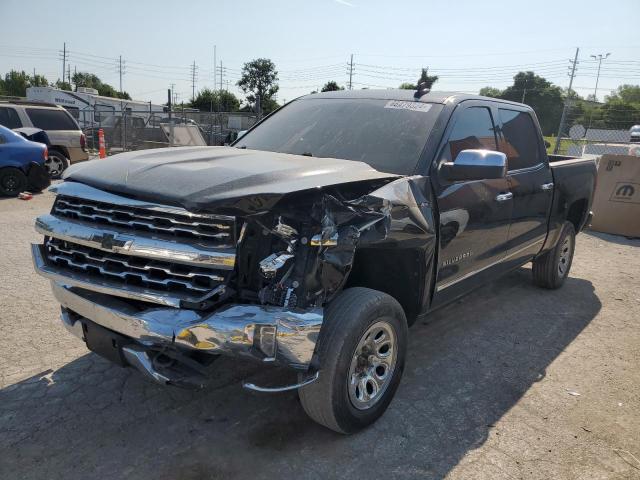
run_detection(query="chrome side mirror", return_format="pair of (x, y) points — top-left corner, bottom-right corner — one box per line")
(441, 149), (507, 181)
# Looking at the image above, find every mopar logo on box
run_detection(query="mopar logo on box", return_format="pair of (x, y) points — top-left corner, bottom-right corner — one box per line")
(610, 182), (639, 204)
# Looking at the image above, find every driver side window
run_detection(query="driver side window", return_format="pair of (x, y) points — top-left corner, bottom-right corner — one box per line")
(444, 107), (498, 161)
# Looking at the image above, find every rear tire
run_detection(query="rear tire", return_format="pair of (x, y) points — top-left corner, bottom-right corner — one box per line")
(45, 150), (68, 179)
(0, 167), (27, 196)
(299, 287), (407, 434)
(532, 221), (575, 289)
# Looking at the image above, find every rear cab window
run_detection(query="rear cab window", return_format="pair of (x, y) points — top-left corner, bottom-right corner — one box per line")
(498, 109), (542, 171)
(26, 108), (79, 131)
(0, 107), (23, 129)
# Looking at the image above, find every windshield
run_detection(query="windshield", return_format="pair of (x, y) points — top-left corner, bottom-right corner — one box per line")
(235, 98), (442, 175)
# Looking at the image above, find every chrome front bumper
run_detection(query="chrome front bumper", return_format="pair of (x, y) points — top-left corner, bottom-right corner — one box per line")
(33, 246), (323, 370)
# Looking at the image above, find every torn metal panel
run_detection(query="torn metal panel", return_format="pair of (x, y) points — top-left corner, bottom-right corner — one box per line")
(240, 175), (437, 313)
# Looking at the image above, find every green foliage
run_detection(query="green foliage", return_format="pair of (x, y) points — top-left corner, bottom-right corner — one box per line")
(321, 81), (344, 92)
(399, 69), (438, 91)
(566, 85), (640, 130)
(478, 72), (564, 135)
(30, 74), (48, 87)
(0, 70), (53, 96)
(55, 80), (72, 91)
(190, 88), (240, 112)
(1, 70), (31, 96)
(237, 58), (279, 113)
(479, 86), (502, 98)
(72, 71), (131, 99)
(606, 84), (640, 104)
(417, 68), (438, 89)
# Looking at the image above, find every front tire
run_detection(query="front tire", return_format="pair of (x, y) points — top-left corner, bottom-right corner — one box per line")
(0, 167), (27, 196)
(299, 287), (407, 434)
(45, 150), (68, 179)
(532, 221), (576, 289)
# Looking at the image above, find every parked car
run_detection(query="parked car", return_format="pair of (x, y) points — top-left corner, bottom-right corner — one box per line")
(31, 89), (596, 434)
(629, 125), (640, 143)
(0, 100), (88, 178)
(0, 125), (50, 196)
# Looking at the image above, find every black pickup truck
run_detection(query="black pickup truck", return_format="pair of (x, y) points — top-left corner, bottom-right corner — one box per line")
(32, 89), (596, 434)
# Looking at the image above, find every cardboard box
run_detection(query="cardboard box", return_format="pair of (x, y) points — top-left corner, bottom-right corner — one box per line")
(589, 154), (640, 238)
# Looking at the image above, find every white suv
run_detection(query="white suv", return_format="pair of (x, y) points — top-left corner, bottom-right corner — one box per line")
(0, 101), (88, 177)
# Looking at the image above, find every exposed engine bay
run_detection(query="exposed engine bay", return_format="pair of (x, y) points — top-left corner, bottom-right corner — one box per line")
(231, 179), (396, 311)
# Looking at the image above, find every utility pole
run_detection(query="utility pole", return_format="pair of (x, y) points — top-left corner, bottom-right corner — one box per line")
(218, 61), (224, 92)
(167, 88), (174, 147)
(213, 45), (217, 92)
(190, 61), (198, 102)
(61, 42), (66, 84)
(521, 78), (527, 103)
(554, 47), (579, 154)
(118, 55), (124, 93)
(590, 52), (611, 101)
(67, 64), (71, 86)
(348, 54), (354, 90)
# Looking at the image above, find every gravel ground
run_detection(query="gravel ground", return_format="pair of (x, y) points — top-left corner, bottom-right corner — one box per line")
(0, 188), (638, 480)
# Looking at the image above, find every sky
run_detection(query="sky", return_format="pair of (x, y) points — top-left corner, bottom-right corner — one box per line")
(1, 0), (639, 106)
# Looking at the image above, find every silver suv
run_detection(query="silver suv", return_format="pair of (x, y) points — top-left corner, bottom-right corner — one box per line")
(0, 101), (88, 177)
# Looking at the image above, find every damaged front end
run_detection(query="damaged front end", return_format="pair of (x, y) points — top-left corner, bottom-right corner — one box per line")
(32, 173), (436, 390)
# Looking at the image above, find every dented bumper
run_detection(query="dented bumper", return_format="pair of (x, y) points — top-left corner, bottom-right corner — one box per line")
(47, 280), (323, 370)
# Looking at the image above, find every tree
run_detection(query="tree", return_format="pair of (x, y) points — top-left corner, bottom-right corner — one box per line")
(237, 58), (279, 114)
(190, 88), (240, 112)
(321, 81), (343, 92)
(417, 68), (438, 89)
(479, 86), (502, 98)
(606, 84), (640, 105)
(399, 69), (438, 91)
(55, 80), (72, 91)
(480, 72), (564, 135)
(2, 70), (30, 96)
(30, 74), (49, 87)
(72, 71), (131, 99)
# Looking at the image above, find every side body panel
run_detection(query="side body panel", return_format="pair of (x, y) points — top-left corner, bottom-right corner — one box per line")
(426, 100), (514, 309)
(498, 107), (554, 269)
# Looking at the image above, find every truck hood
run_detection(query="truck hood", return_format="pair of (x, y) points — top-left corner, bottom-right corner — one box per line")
(63, 146), (399, 214)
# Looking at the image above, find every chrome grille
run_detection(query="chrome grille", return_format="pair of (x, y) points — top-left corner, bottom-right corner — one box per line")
(45, 237), (227, 295)
(52, 195), (235, 246)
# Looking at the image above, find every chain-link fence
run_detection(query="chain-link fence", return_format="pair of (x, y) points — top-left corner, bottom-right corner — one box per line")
(71, 107), (257, 155)
(554, 103), (640, 157)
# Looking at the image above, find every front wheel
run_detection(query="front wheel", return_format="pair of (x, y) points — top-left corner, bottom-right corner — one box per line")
(299, 287), (407, 434)
(532, 221), (576, 289)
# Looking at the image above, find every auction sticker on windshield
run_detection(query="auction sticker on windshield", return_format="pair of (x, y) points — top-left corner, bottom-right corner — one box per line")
(384, 100), (433, 112)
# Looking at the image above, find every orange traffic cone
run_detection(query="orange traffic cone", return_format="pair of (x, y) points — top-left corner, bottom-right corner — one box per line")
(98, 128), (106, 158)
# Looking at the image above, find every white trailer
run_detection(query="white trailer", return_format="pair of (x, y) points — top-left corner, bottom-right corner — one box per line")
(26, 86), (165, 129)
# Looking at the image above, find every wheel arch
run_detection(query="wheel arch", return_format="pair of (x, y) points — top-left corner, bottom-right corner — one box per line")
(345, 247), (429, 324)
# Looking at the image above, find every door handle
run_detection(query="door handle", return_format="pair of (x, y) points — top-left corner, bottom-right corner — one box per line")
(495, 192), (513, 202)
(541, 182), (554, 191)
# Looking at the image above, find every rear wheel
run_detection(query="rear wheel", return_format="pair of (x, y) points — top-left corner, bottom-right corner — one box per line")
(45, 150), (68, 179)
(0, 167), (27, 196)
(299, 287), (407, 434)
(532, 221), (576, 289)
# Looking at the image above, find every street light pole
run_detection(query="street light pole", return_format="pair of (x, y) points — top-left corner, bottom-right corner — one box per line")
(590, 53), (610, 101)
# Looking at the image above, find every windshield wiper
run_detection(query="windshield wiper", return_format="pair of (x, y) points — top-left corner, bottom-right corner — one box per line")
(301, 152), (313, 157)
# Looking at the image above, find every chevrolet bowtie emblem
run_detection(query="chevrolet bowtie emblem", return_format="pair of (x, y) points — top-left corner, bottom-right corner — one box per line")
(98, 233), (129, 251)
